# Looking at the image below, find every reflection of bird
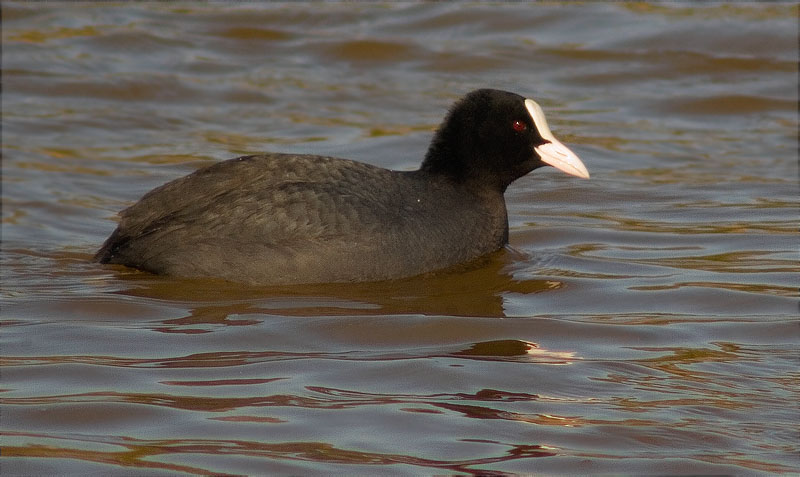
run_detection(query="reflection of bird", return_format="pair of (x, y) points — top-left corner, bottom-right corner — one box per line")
(96, 89), (588, 285)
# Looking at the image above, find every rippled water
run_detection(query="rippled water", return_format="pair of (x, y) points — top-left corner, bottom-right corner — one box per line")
(2, 3), (798, 475)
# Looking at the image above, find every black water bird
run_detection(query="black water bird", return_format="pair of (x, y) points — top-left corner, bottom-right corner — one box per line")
(95, 89), (589, 284)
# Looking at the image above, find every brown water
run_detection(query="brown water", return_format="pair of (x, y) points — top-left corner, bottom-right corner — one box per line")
(2, 3), (798, 476)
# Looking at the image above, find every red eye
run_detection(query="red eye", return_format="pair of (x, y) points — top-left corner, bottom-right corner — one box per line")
(513, 120), (527, 132)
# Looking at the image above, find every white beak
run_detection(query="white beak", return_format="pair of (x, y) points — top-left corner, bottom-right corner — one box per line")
(525, 99), (590, 179)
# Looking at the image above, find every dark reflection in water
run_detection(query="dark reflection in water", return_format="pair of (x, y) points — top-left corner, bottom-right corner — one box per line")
(2, 2), (798, 476)
(108, 248), (559, 319)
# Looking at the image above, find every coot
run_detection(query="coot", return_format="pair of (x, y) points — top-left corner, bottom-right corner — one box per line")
(95, 89), (589, 285)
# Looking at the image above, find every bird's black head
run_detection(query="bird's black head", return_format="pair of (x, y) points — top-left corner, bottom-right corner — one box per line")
(420, 88), (589, 192)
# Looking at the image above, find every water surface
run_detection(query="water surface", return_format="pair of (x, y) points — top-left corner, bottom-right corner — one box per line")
(2, 3), (798, 475)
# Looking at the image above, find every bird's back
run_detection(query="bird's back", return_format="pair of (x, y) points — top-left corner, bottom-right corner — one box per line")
(96, 153), (508, 284)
